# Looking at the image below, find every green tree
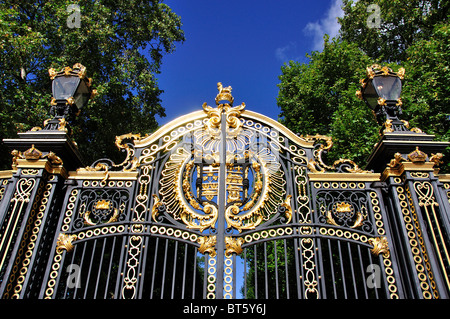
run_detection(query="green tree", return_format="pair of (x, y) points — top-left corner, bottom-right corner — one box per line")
(338, 0), (449, 170)
(278, 1), (449, 171)
(277, 36), (379, 165)
(402, 23), (450, 148)
(339, 0), (449, 62)
(0, 0), (185, 169)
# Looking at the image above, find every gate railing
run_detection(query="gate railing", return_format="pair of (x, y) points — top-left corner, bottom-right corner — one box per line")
(0, 82), (449, 299)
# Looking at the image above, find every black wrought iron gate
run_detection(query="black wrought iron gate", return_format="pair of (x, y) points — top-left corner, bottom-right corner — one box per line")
(1, 83), (449, 299)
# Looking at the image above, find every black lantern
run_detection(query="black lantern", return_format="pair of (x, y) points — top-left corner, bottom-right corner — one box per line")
(48, 63), (96, 121)
(356, 65), (405, 126)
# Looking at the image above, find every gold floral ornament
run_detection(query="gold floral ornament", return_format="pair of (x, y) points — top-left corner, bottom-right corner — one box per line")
(368, 236), (390, 258)
(225, 237), (245, 256)
(198, 235), (217, 257)
(56, 233), (77, 253)
(83, 200), (119, 226)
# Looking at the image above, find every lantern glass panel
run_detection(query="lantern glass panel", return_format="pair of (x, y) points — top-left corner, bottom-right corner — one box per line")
(372, 76), (402, 101)
(52, 76), (80, 100)
(73, 80), (90, 110)
(362, 80), (379, 109)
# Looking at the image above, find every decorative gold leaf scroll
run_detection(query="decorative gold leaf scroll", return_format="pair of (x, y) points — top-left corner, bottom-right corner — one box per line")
(304, 134), (371, 173)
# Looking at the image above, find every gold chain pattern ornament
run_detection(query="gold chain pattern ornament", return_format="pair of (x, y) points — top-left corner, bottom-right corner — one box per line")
(398, 185), (439, 298)
(414, 181), (450, 291)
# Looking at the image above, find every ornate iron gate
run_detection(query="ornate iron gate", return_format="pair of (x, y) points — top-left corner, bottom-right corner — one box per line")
(0, 82), (449, 299)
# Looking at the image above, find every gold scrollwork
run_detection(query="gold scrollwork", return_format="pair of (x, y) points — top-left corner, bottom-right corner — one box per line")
(151, 194), (163, 222)
(304, 135), (370, 174)
(83, 209), (119, 226)
(280, 195), (293, 224)
(325, 202), (366, 229)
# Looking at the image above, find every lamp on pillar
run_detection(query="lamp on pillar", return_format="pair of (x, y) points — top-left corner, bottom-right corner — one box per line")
(356, 64), (405, 129)
(46, 63), (97, 132)
(357, 64), (449, 172)
(3, 63), (96, 170)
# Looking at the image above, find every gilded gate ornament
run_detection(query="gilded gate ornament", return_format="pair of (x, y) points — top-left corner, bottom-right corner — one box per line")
(155, 83), (289, 235)
(198, 235), (217, 257)
(56, 233), (77, 253)
(369, 236), (390, 258)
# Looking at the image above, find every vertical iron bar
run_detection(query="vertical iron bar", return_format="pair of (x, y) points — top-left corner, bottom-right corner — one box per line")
(160, 238), (169, 298)
(293, 237), (302, 299)
(115, 236), (127, 299)
(192, 247), (198, 299)
(104, 236), (117, 299)
(73, 241), (87, 299)
(264, 241), (268, 298)
(215, 112), (228, 299)
(327, 239), (337, 298)
(244, 248), (247, 299)
(274, 240), (279, 299)
(93, 237), (107, 299)
(64, 242), (78, 299)
(137, 236), (150, 299)
(283, 239), (290, 299)
(171, 240), (178, 299)
(357, 244), (369, 299)
(254, 245), (258, 299)
(366, 247), (379, 299)
(150, 237), (159, 299)
(202, 253), (208, 299)
(337, 240), (347, 299)
(83, 239), (97, 299)
(181, 243), (188, 299)
(347, 242), (358, 298)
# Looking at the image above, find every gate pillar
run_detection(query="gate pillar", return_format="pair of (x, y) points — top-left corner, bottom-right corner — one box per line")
(0, 129), (81, 298)
(381, 145), (450, 298)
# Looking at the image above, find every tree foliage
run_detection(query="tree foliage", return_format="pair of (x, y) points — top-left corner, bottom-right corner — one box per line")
(0, 0), (185, 169)
(339, 0), (449, 62)
(278, 36), (379, 165)
(278, 0), (449, 171)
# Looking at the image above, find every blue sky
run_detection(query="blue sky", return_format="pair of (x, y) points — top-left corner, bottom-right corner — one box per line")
(156, 0), (344, 126)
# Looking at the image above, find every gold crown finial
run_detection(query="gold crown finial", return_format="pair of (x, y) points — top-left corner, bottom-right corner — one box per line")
(407, 147), (427, 163)
(215, 82), (234, 106)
